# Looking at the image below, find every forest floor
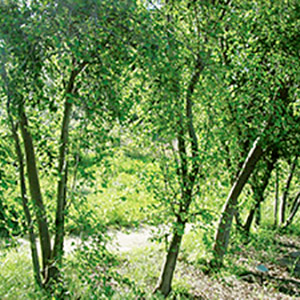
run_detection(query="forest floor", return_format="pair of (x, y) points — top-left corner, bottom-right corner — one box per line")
(69, 225), (300, 299)
(115, 227), (300, 299)
(7, 226), (300, 299)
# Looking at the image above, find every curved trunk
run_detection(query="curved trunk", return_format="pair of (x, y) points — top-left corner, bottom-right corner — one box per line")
(1, 57), (42, 286)
(211, 138), (264, 268)
(11, 121), (42, 287)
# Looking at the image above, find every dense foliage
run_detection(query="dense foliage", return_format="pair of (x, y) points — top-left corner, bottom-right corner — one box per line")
(0, 0), (299, 299)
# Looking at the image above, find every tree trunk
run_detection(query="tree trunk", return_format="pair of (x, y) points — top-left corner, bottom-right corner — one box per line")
(51, 63), (85, 279)
(280, 156), (298, 222)
(10, 119), (42, 287)
(255, 202), (261, 226)
(52, 99), (72, 269)
(19, 107), (52, 281)
(280, 156), (297, 225)
(244, 151), (277, 233)
(154, 218), (185, 297)
(243, 207), (256, 234)
(274, 165), (279, 227)
(1, 57), (43, 286)
(153, 28), (202, 296)
(283, 191), (300, 229)
(211, 138), (264, 268)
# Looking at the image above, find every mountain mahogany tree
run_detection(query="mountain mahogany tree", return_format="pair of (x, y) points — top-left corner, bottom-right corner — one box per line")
(0, 0), (147, 290)
(132, 0), (233, 297)
(210, 0), (300, 267)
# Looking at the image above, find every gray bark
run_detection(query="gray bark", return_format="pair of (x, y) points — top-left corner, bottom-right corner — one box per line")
(211, 137), (264, 267)
(280, 156), (297, 225)
(283, 191), (300, 229)
(244, 151), (277, 233)
(154, 219), (185, 297)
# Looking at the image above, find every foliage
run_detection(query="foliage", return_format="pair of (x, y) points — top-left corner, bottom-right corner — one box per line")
(0, 0), (299, 298)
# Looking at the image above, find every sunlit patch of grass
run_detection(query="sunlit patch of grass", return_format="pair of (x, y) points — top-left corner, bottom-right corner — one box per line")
(67, 151), (161, 232)
(115, 243), (199, 299)
(181, 229), (209, 266)
(0, 248), (45, 300)
(117, 244), (163, 290)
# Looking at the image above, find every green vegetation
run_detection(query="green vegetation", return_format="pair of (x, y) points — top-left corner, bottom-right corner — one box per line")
(0, 0), (300, 299)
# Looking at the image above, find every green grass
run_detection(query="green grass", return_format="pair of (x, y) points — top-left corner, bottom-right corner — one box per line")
(1, 146), (300, 299)
(0, 248), (45, 300)
(67, 150), (161, 232)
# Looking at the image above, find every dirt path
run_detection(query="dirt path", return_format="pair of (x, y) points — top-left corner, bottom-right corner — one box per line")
(15, 225), (158, 256)
(108, 226), (155, 252)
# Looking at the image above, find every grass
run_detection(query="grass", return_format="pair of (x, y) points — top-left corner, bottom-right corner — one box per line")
(1, 223), (300, 299)
(0, 247), (45, 300)
(66, 150), (162, 233)
(0, 240), (164, 299)
(1, 147), (300, 299)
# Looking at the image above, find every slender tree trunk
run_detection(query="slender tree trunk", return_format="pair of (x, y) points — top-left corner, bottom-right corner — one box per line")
(154, 217), (185, 297)
(154, 52), (201, 297)
(49, 60), (87, 281)
(19, 106), (52, 281)
(211, 138), (264, 268)
(280, 156), (298, 224)
(1, 57), (42, 286)
(243, 207), (256, 234)
(283, 191), (300, 229)
(244, 151), (277, 233)
(52, 99), (72, 269)
(9, 118), (42, 287)
(255, 202), (261, 226)
(274, 165), (279, 227)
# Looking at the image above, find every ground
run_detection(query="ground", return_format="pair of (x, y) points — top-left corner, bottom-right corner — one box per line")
(1, 225), (300, 299)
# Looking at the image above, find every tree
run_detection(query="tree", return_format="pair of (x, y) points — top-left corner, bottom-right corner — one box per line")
(210, 0), (300, 267)
(0, 0), (147, 290)
(132, 0), (232, 296)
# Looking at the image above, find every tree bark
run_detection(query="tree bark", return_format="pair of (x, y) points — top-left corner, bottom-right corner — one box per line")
(1, 56), (43, 286)
(52, 99), (72, 268)
(51, 61), (87, 279)
(154, 218), (185, 297)
(211, 137), (264, 268)
(283, 191), (300, 229)
(50, 61), (85, 280)
(154, 51), (201, 297)
(19, 106), (52, 281)
(280, 156), (297, 225)
(10, 118), (42, 287)
(0, 198), (8, 236)
(244, 151), (277, 233)
(274, 165), (279, 227)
